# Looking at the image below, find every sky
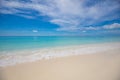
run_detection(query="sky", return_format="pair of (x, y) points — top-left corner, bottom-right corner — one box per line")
(0, 0), (120, 36)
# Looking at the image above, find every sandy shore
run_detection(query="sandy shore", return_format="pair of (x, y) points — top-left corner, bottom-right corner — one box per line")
(0, 42), (120, 67)
(0, 48), (120, 80)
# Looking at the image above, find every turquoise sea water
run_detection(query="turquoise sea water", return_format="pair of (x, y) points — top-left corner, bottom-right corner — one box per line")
(0, 36), (120, 53)
(0, 36), (120, 67)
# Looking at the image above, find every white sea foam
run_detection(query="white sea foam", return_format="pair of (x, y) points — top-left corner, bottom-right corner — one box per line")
(0, 42), (120, 67)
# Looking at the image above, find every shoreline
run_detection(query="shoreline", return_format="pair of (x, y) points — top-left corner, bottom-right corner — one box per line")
(0, 42), (120, 67)
(1, 48), (120, 80)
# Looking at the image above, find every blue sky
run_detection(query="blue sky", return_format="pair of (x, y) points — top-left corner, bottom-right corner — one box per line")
(0, 0), (120, 36)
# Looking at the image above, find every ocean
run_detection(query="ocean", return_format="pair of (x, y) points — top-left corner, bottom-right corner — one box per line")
(0, 36), (120, 67)
(0, 36), (120, 53)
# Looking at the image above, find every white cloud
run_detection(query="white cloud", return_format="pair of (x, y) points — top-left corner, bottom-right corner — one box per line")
(81, 23), (120, 31)
(103, 23), (120, 29)
(56, 26), (79, 31)
(82, 23), (120, 30)
(83, 26), (100, 30)
(56, 23), (120, 31)
(0, 0), (120, 31)
(18, 14), (35, 19)
(32, 30), (38, 32)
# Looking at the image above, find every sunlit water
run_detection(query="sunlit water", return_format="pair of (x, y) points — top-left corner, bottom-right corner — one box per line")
(0, 36), (120, 67)
(0, 36), (120, 54)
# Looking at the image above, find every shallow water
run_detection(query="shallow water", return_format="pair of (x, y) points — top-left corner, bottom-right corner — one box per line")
(0, 36), (120, 67)
(0, 36), (120, 54)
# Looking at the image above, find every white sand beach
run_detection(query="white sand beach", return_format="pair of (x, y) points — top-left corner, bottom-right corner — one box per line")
(0, 42), (120, 80)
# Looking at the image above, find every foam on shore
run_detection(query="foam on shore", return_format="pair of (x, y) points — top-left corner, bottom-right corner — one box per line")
(0, 42), (120, 67)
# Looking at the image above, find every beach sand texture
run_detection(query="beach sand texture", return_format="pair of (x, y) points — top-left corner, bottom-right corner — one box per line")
(0, 43), (120, 80)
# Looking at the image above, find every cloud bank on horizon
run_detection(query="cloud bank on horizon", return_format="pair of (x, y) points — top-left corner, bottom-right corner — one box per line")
(0, 0), (120, 36)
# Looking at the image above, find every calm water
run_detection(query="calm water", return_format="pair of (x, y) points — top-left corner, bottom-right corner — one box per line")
(0, 36), (120, 67)
(0, 36), (120, 52)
